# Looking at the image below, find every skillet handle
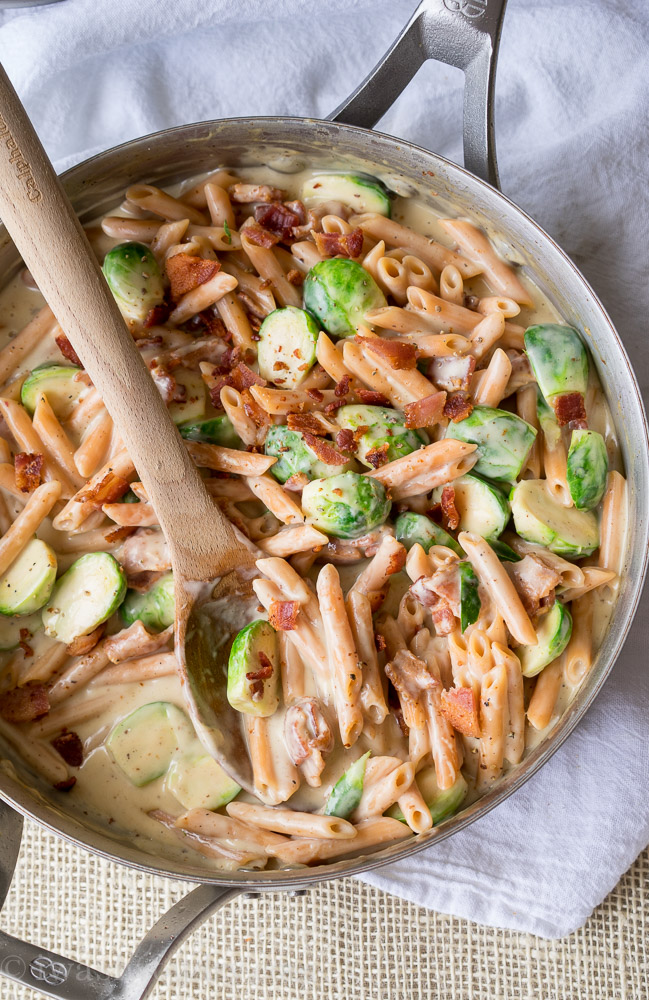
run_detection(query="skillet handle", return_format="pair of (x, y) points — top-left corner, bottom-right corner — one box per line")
(0, 799), (240, 1000)
(329, 0), (507, 189)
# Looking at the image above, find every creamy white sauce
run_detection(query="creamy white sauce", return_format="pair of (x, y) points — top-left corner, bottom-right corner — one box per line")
(0, 165), (624, 867)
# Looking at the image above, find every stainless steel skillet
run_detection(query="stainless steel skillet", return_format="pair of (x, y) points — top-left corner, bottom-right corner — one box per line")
(0, 1), (647, 997)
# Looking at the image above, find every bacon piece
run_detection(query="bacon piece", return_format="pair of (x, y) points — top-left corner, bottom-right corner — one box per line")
(104, 621), (173, 664)
(365, 443), (390, 469)
(335, 428), (356, 454)
(506, 554), (561, 616)
(440, 485), (460, 531)
(444, 390), (474, 423)
(284, 473), (309, 492)
(143, 303), (171, 328)
(357, 388), (391, 407)
(229, 183), (286, 204)
(385, 650), (439, 711)
(404, 391), (447, 429)
(287, 412), (328, 436)
(323, 398), (347, 415)
(165, 254), (220, 301)
(125, 569), (164, 593)
(150, 364), (186, 404)
(268, 599), (299, 631)
(55, 333), (82, 367)
(287, 269), (304, 286)
(0, 683), (49, 723)
(254, 201), (303, 239)
(440, 687), (481, 738)
(358, 335), (418, 370)
(431, 602), (457, 636)
(241, 223), (280, 248)
(203, 361), (266, 409)
(428, 355), (475, 392)
(55, 777), (77, 792)
(105, 525), (137, 544)
(51, 731), (84, 768)
(302, 432), (348, 466)
(66, 624), (105, 657)
(335, 375), (352, 397)
(135, 336), (164, 350)
(19, 628), (33, 658)
(313, 227), (364, 259)
(306, 388), (324, 402)
(285, 697), (333, 784)
(246, 651), (274, 701)
(552, 392), (587, 428)
(77, 471), (130, 508)
(14, 452), (43, 493)
(198, 310), (229, 339)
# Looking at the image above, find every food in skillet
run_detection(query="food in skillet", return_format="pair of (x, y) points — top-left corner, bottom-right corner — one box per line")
(0, 168), (626, 869)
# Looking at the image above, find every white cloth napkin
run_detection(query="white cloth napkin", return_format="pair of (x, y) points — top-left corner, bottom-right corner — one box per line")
(0, 0), (647, 939)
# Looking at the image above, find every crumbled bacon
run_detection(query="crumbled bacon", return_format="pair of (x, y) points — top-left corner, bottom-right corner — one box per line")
(104, 525), (137, 544)
(150, 364), (186, 404)
(204, 361), (266, 409)
(324, 398), (347, 415)
(358, 335), (418, 370)
(287, 412), (327, 436)
(285, 697), (333, 783)
(241, 223), (281, 248)
(357, 388), (391, 407)
(375, 631), (387, 653)
(430, 601), (457, 636)
(365, 443), (390, 468)
(66, 624), (105, 657)
(385, 649), (438, 707)
(165, 254), (220, 301)
(14, 452), (43, 493)
(197, 310), (229, 339)
(241, 388), (269, 430)
(254, 201), (303, 239)
(268, 599), (299, 631)
(552, 392), (587, 428)
(506, 554), (561, 616)
(306, 388), (324, 402)
(54, 777), (77, 791)
(302, 433), (348, 466)
(284, 473), (309, 492)
(313, 227), (364, 259)
(143, 303), (171, 328)
(229, 183), (286, 204)
(444, 390), (474, 423)
(78, 471), (130, 508)
(440, 687), (481, 738)
(19, 628), (33, 658)
(246, 651), (273, 700)
(335, 375), (352, 398)
(135, 336), (164, 350)
(51, 731), (84, 768)
(335, 428), (356, 454)
(440, 485), (460, 531)
(55, 333), (82, 367)
(0, 683), (49, 723)
(286, 268), (304, 286)
(404, 391), (447, 429)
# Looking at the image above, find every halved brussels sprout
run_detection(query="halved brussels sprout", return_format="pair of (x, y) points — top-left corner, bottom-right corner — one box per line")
(42, 552), (127, 644)
(566, 429), (608, 511)
(121, 572), (175, 632)
(265, 424), (354, 483)
(388, 768), (468, 825)
(21, 364), (83, 420)
(458, 560), (481, 632)
(107, 702), (192, 786)
(394, 512), (461, 555)
(524, 324), (588, 405)
(445, 406), (536, 482)
(517, 602), (572, 678)
(303, 259), (386, 338)
(227, 620), (279, 717)
(178, 414), (241, 448)
(301, 174), (392, 217)
(167, 368), (206, 425)
(301, 471), (391, 538)
(510, 479), (599, 557)
(102, 241), (165, 323)
(0, 538), (57, 616)
(257, 307), (319, 389)
(324, 751), (371, 818)
(335, 404), (427, 468)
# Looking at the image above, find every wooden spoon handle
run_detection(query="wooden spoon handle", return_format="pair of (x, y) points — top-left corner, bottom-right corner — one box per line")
(0, 65), (251, 580)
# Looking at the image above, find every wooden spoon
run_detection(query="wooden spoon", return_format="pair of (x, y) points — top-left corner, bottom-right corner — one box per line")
(0, 66), (257, 790)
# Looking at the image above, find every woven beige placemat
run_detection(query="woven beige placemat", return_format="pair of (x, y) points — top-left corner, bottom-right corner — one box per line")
(1, 818), (647, 999)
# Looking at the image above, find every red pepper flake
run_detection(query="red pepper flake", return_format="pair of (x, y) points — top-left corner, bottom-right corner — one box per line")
(55, 333), (82, 367)
(14, 452), (43, 493)
(51, 731), (84, 768)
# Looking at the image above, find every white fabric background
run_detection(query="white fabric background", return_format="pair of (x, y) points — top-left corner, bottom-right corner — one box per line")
(0, 0), (647, 938)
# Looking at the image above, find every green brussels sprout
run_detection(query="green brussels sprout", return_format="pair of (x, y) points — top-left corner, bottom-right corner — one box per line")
(265, 424), (354, 483)
(458, 560), (481, 632)
(566, 429), (608, 510)
(257, 307), (319, 389)
(303, 259), (386, 338)
(394, 512), (461, 555)
(21, 364), (83, 419)
(227, 620), (279, 717)
(524, 324), (588, 406)
(517, 602), (573, 678)
(536, 390), (562, 448)
(445, 405), (536, 482)
(121, 572), (175, 632)
(324, 751), (371, 818)
(102, 241), (164, 323)
(388, 768), (468, 825)
(178, 415), (241, 448)
(42, 552), (127, 645)
(301, 174), (392, 217)
(301, 471), (391, 538)
(510, 479), (599, 557)
(432, 473), (510, 541)
(335, 404), (427, 467)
